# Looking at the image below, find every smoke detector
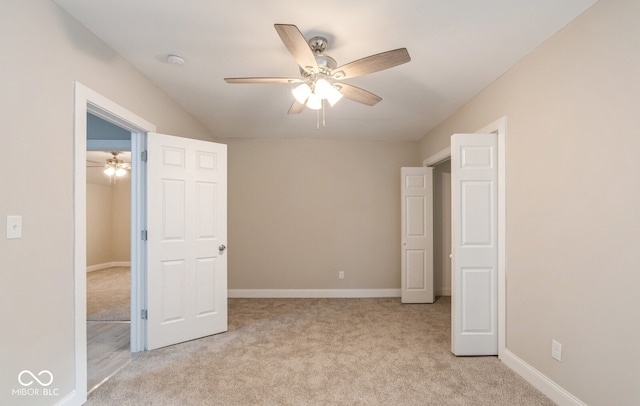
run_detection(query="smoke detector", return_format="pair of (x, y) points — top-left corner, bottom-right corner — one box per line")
(166, 54), (185, 66)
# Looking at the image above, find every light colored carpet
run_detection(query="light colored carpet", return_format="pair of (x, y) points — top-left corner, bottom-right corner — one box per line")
(87, 297), (552, 405)
(87, 267), (130, 321)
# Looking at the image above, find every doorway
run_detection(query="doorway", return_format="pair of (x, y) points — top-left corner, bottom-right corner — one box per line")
(85, 114), (134, 391)
(423, 116), (506, 358)
(73, 82), (229, 403)
(73, 82), (156, 403)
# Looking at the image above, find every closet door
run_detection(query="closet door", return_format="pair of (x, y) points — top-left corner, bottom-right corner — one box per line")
(401, 167), (434, 303)
(451, 133), (498, 356)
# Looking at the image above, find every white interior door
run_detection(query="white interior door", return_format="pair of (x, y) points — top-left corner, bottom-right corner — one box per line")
(451, 133), (498, 356)
(147, 133), (227, 350)
(401, 167), (434, 303)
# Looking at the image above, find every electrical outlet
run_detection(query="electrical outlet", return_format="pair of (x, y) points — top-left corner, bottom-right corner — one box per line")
(338, 271), (345, 280)
(551, 340), (562, 362)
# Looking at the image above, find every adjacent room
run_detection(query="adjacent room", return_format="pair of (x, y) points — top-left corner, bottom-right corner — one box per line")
(85, 114), (136, 391)
(2, 1), (639, 406)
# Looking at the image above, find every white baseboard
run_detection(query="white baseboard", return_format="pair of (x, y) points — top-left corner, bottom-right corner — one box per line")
(502, 349), (587, 406)
(55, 389), (81, 406)
(228, 289), (401, 299)
(86, 261), (131, 272)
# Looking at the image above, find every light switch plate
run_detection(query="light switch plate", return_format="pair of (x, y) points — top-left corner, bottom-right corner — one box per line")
(6, 215), (22, 239)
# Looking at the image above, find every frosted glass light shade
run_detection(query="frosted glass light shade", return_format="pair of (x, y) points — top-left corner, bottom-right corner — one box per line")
(314, 79), (332, 98)
(315, 79), (343, 106)
(104, 166), (116, 176)
(115, 167), (127, 177)
(292, 83), (312, 104)
(306, 92), (322, 110)
(325, 88), (343, 107)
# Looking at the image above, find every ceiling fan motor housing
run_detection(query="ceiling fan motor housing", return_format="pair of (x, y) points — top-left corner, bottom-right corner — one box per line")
(308, 36), (328, 54)
(299, 37), (337, 77)
(301, 54), (337, 77)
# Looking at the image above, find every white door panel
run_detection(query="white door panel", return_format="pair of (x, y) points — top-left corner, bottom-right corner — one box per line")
(451, 133), (498, 356)
(401, 167), (434, 303)
(147, 133), (227, 350)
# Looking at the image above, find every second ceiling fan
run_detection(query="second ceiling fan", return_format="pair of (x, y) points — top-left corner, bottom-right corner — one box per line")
(224, 24), (411, 115)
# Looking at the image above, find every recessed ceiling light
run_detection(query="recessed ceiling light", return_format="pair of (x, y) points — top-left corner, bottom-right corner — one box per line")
(166, 54), (185, 66)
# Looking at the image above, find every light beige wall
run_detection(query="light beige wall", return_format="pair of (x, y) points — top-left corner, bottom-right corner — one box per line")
(418, 0), (640, 404)
(227, 138), (420, 290)
(86, 183), (113, 266)
(111, 177), (131, 262)
(86, 176), (131, 268)
(0, 1), (215, 404)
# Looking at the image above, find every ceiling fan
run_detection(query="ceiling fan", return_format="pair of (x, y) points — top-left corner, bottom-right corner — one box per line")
(224, 24), (411, 116)
(87, 151), (131, 183)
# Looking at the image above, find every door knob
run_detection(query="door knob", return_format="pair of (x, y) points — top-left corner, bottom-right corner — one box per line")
(219, 244), (227, 252)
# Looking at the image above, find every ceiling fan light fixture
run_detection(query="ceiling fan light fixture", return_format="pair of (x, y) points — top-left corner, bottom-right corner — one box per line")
(102, 151), (129, 182)
(292, 83), (312, 104)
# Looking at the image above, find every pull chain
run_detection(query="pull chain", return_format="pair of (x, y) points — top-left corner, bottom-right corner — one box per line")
(314, 100), (327, 130)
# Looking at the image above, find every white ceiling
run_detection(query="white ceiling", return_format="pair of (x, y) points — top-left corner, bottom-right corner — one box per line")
(55, 0), (597, 141)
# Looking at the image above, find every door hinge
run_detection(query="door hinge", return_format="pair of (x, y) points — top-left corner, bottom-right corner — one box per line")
(141, 309), (148, 320)
(141, 150), (148, 162)
(141, 230), (148, 241)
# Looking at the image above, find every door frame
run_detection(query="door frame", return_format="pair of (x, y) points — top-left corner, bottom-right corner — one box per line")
(423, 116), (506, 359)
(73, 82), (156, 402)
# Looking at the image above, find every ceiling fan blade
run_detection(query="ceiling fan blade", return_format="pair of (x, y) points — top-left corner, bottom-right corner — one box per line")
(274, 24), (318, 73)
(337, 83), (382, 106)
(224, 77), (302, 84)
(332, 48), (411, 80)
(288, 100), (306, 114)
